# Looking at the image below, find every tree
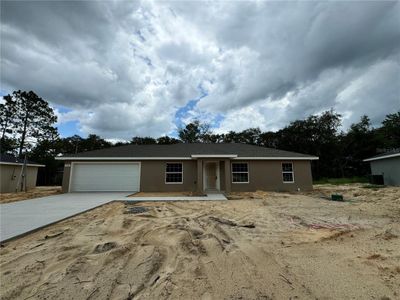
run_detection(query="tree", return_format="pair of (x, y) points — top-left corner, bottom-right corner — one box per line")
(131, 136), (157, 145)
(340, 115), (378, 177)
(0, 136), (18, 154)
(236, 128), (261, 145)
(81, 134), (112, 151)
(0, 94), (18, 154)
(156, 136), (181, 144)
(202, 133), (224, 143)
(276, 110), (342, 178)
(30, 133), (63, 185)
(59, 135), (84, 154)
(221, 131), (241, 143)
(258, 131), (279, 148)
(381, 112), (400, 148)
(3, 91), (58, 157)
(178, 120), (212, 143)
(57, 134), (112, 154)
(0, 94), (17, 141)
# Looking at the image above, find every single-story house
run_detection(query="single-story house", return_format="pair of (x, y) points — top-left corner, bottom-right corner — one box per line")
(363, 150), (400, 186)
(56, 143), (318, 194)
(0, 154), (45, 193)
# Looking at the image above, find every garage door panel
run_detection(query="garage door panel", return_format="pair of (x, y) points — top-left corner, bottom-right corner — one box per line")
(70, 163), (140, 192)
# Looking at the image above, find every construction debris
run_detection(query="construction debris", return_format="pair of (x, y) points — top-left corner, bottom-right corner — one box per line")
(93, 242), (118, 253)
(209, 216), (255, 228)
(44, 232), (64, 240)
(125, 206), (149, 214)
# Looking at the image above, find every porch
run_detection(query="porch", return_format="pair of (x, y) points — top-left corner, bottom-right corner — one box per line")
(194, 156), (234, 194)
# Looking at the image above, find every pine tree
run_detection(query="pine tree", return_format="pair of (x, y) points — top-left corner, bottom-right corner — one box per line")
(2, 90), (58, 157)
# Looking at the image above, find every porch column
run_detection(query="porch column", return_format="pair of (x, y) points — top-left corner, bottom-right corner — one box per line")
(224, 159), (231, 193)
(197, 159), (203, 193)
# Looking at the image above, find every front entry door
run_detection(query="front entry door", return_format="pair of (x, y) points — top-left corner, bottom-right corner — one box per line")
(205, 162), (217, 190)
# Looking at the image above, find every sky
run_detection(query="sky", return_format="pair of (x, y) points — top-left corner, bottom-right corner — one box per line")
(1, 0), (399, 139)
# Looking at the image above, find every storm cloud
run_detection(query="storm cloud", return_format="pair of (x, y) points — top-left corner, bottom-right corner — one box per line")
(1, 0), (399, 138)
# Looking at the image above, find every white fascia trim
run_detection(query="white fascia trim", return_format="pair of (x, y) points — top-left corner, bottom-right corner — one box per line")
(363, 153), (400, 162)
(191, 154), (238, 158)
(0, 162), (45, 167)
(56, 156), (319, 161)
(55, 157), (193, 161)
(233, 157), (319, 160)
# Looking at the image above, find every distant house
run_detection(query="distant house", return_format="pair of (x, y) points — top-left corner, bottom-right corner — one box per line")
(0, 154), (45, 193)
(56, 143), (319, 193)
(364, 150), (400, 186)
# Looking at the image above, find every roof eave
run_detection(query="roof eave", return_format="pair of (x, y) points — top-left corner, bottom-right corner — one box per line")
(0, 162), (45, 167)
(55, 156), (319, 161)
(233, 156), (319, 160)
(363, 153), (400, 162)
(55, 157), (193, 160)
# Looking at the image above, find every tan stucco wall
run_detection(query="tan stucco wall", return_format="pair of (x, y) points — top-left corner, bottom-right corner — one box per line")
(230, 160), (313, 192)
(219, 161), (226, 191)
(140, 160), (197, 192)
(61, 159), (314, 193)
(0, 164), (39, 193)
(61, 160), (198, 193)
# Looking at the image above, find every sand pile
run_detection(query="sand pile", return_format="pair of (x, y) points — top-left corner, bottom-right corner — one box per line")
(1, 184), (399, 299)
(0, 186), (61, 204)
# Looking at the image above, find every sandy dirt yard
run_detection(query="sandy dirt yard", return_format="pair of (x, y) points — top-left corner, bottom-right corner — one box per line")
(0, 186), (62, 204)
(0, 184), (399, 299)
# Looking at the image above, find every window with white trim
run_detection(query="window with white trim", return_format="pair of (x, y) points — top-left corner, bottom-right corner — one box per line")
(165, 163), (183, 183)
(232, 163), (249, 183)
(282, 162), (294, 183)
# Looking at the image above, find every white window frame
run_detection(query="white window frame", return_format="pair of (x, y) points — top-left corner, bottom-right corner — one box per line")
(282, 162), (295, 183)
(165, 162), (183, 184)
(231, 162), (249, 184)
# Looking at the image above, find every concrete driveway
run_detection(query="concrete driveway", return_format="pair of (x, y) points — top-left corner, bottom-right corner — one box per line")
(0, 192), (130, 242)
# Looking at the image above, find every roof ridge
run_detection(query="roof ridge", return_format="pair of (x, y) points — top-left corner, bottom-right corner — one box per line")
(58, 142), (317, 159)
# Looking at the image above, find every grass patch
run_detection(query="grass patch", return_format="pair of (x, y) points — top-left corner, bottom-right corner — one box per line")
(314, 177), (369, 185)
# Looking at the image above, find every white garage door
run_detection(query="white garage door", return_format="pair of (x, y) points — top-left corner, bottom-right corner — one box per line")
(70, 163), (140, 192)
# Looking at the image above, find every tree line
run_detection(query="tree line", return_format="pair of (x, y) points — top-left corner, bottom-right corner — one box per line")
(1, 90), (399, 184)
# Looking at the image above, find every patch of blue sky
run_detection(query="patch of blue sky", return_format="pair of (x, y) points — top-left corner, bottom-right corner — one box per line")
(54, 105), (81, 138)
(173, 84), (225, 136)
(0, 89), (8, 97)
(55, 105), (72, 114)
(58, 120), (81, 138)
(174, 85), (207, 128)
(174, 99), (200, 128)
(212, 113), (224, 128)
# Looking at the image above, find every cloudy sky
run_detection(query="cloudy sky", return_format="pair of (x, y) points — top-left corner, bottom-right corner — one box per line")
(1, 0), (399, 139)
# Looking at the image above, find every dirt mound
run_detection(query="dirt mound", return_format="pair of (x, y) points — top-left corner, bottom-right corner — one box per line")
(1, 184), (399, 299)
(93, 242), (118, 253)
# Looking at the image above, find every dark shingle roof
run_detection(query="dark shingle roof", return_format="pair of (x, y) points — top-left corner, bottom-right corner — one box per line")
(0, 153), (43, 166)
(59, 143), (317, 159)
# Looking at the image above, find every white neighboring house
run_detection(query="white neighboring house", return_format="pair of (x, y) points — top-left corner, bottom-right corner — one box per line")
(364, 150), (400, 186)
(0, 154), (45, 193)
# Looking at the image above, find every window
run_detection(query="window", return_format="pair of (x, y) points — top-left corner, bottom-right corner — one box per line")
(165, 163), (183, 184)
(232, 163), (249, 183)
(282, 162), (294, 183)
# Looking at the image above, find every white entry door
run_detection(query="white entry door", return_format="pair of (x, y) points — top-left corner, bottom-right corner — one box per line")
(70, 163), (140, 192)
(204, 162), (220, 191)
